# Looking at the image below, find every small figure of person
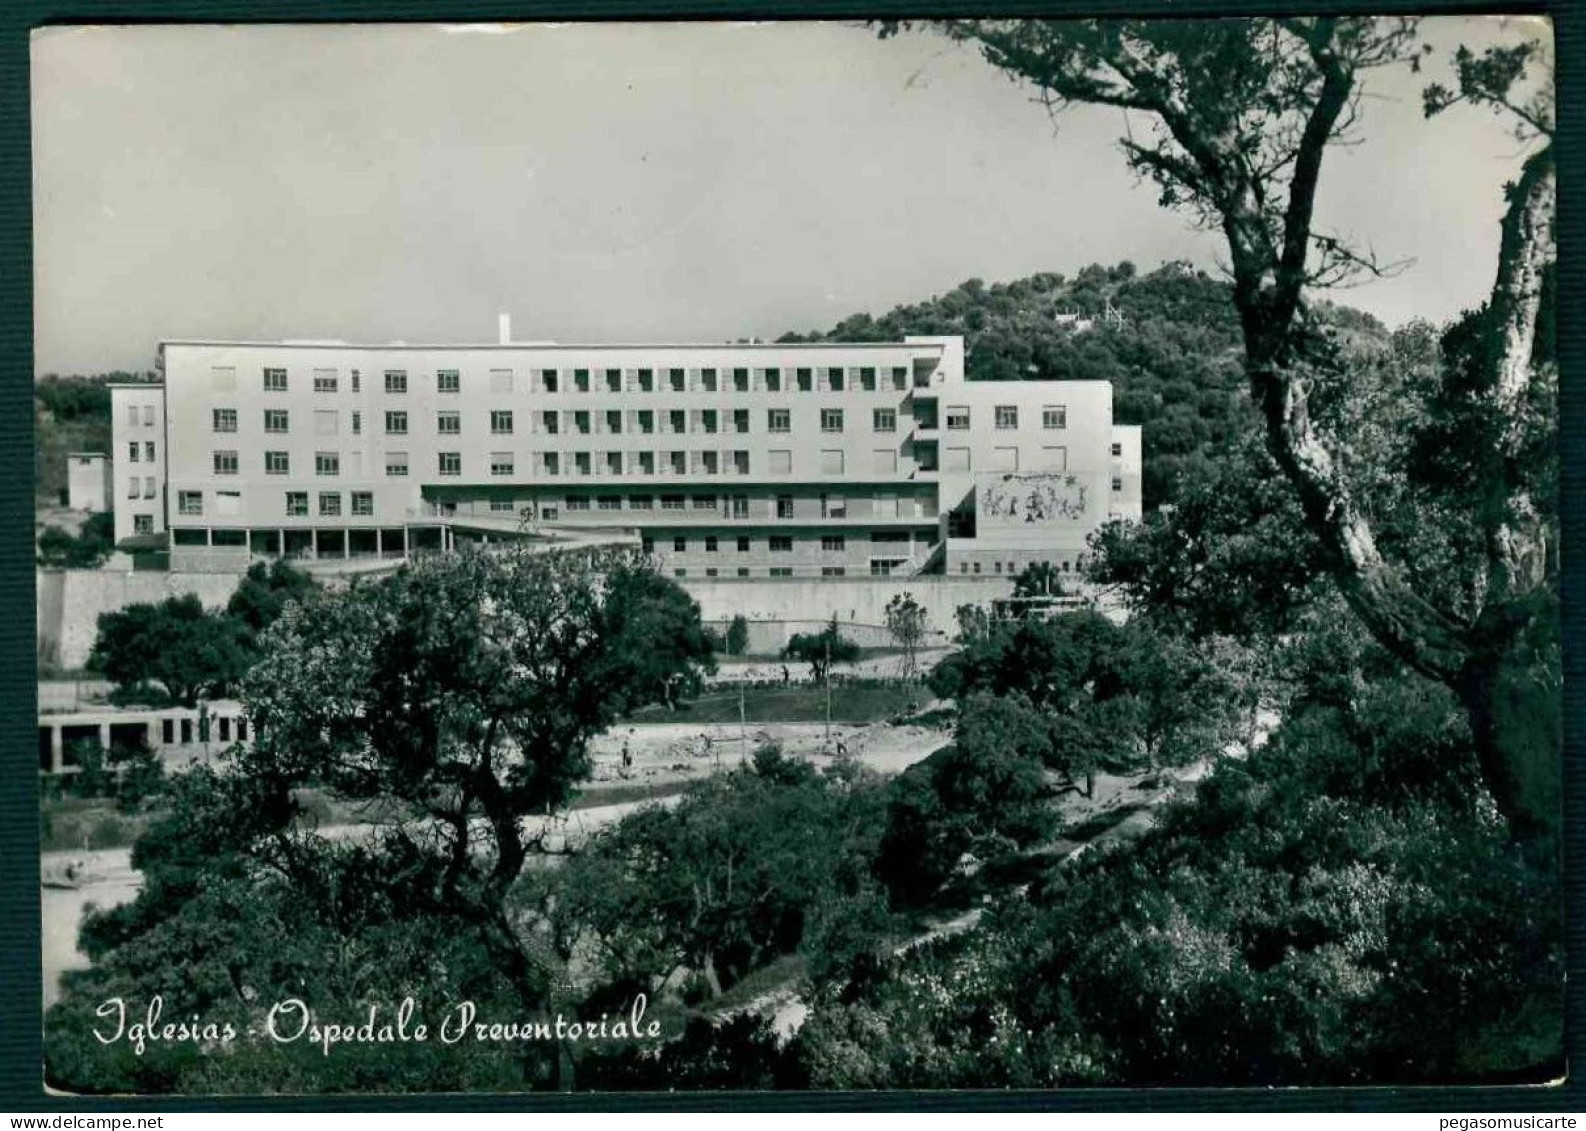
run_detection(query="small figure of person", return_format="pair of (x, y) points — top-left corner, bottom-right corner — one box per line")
(835, 735), (848, 759)
(781, 664), (791, 686)
(620, 731), (634, 778)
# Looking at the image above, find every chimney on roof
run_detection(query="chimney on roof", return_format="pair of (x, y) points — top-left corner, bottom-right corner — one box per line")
(498, 312), (511, 345)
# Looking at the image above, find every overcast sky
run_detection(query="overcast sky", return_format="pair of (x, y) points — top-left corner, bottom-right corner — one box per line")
(31, 16), (1549, 375)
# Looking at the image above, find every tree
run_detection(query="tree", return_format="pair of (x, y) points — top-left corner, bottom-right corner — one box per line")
(724, 614), (750, 656)
(882, 592), (929, 680)
(225, 558), (317, 637)
(891, 18), (1557, 837)
(232, 546), (713, 1086)
(1012, 561), (1067, 601)
(88, 594), (251, 707)
(37, 511), (116, 568)
(783, 619), (861, 684)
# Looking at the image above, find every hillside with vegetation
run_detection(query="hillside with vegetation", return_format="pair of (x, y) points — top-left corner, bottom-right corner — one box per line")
(780, 261), (1387, 508)
(34, 372), (155, 505)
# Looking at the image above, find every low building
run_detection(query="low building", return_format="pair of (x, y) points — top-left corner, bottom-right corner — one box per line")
(65, 451), (109, 513)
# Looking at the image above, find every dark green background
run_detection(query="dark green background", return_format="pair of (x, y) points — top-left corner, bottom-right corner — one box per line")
(2, 0), (1580, 1111)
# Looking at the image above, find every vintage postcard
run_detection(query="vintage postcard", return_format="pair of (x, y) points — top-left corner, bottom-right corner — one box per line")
(32, 16), (1561, 1095)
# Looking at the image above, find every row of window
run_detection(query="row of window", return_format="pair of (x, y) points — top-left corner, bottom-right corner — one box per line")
(123, 404), (158, 427)
(212, 406), (932, 437)
(127, 441), (155, 462)
(662, 563), (908, 579)
(238, 364), (918, 396)
(179, 490), (375, 518)
(206, 447), (897, 478)
(960, 559), (1078, 575)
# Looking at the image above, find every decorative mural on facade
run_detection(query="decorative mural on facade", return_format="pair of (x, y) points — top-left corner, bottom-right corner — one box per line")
(979, 473), (1088, 525)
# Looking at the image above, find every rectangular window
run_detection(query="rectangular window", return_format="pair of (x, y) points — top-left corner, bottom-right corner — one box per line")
(541, 411), (559, 435)
(128, 442), (139, 463)
(352, 370), (361, 393)
(385, 370), (408, 394)
(797, 368), (814, 392)
(764, 368), (781, 392)
(776, 495), (794, 519)
(996, 405), (1020, 430)
(385, 411), (408, 435)
(822, 535), (846, 552)
(133, 514), (154, 534)
(892, 367), (909, 391)
(873, 408), (897, 432)
(599, 496), (622, 511)
(827, 367), (845, 392)
(264, 409), (289, 433)
(1112, 476), (1124, 492)
(319, 492), (341, 517)
(213, 450), (238, 475)
(385, 451), (409, 477)
(575, 452), (592, 476)
(606, 410), (623, 435)
(605, 451), (623, 476)
(637, 369), (654, 392)
(541, 504), (559, 521)
(669, 368), (685, 393)
(574, 369), (590, 393)
(692, 494), (717, 511)
(700, 410), (718, 434)
(700, 368), (718, 392)
(491, 410), (514, 434)
(540, 369), (558, 393)
(490, 369), (513, 394)
(437, 411), (461, 435)
(732, 368), (749, 392)
(770, 567), (792, 578)
(946, 406), (971, 430)
(352, 491), (374, 516)
(769, 450), (792, 475)
(1111, 441), (1123, 457)
(669, 410), (687, 435)
(821, 408), (844, 433)
(352, 411), (362, 435)
(178, 491), (203, 516)
(768, 408), (791, 433)
(637, 410), (655, 434)
(313, 369), (338, 393)
(315, 451), (340, 476)
(705, 535), (719, 552)
(265, 451), (290, 475)
(822, 567), (847, 577)
(489, 499), (516, 514)
(821, 450), (845, 475)
(860, 367), (877, 391)
(542, 452), (561, 476)
(733, 451), (750, 475)
(574, 411), (591, 434)
(491, 452), (515, 476)
(770, 536), (793, 553)
(638, 451), (655, 475)
(437, 369), (461, 394)
(438, 452), (461, 476)
(143, 405), (155, 426)
(605, 368), (622, 393)
(314, 409), (339, 437)
(730, 495), (749, 519)
(822, 494), (848, 519)
(873, 449), (898, 473)
(145, 441), (155, 462)
(662, 494), (685, 510)
(1043, 405), (1068, 430)
(263, 367), (287, 392)
(673, 537), (688, 553)
(213, 408), (237, 433)
(737, 536), (751, 552)
(732, 409), (749, 434)
(629, 494), (653, 511)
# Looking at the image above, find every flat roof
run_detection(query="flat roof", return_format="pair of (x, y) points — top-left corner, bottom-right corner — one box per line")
(156, 338), (944, 352)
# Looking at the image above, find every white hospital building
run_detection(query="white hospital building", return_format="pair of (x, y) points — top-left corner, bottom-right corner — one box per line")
(109, 327), (1140, 580)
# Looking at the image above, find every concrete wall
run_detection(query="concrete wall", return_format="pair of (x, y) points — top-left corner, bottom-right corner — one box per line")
(39, 568), (1017, 672)
(38, 568), (244, 671)
(686, 575), (1013, 648)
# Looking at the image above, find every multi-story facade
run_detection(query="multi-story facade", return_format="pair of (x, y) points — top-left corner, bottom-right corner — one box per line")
(110, 332), (1141, 577)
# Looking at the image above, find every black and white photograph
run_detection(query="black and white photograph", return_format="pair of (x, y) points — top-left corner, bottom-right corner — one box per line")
(30, 15), (1562, 1096)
